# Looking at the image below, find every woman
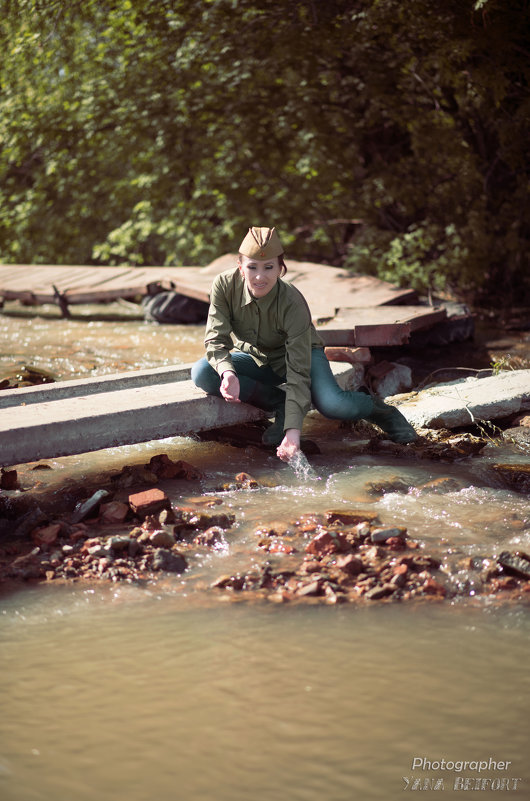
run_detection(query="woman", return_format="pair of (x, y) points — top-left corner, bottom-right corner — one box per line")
(191, 226), (417, 462)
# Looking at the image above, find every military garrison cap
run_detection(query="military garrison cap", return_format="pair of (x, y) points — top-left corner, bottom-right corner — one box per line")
(238, 227), (284, 259)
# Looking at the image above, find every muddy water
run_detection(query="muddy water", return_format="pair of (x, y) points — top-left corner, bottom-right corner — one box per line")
(1, 304), (529, 801)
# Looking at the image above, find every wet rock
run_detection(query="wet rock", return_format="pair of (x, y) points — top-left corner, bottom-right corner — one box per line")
(149, 530), (175, 549)
(71, 489), (111, 524)
(0, 468), (19, 490)
(416, 477), (464, 494)
(149, 454), (204, 480)
(419, 576), (447, 596)
(254, 520), (291, 538)
(12, 507), (48, 538)
(211, 573), (246, 590)
(296, 579), (323, 597)
(151, 548), (187, 573)
(390, 563), (408, 587)
(111, 464), (159, 487)
(398, 554), (441, 571)
(258, 538), (296, 554)
(325, 510), (380, 526)
(234, 472), (260, 488)
(99, 501), (129, 523)
(305, 530), (349, 556)
(365, 584), (395, 600)
(8, 547), (44, 579)
(491, 576), (519, 591)
(370, 526), (407, 544)
(365, 477), (411, 497)
(497, 551), (530, 580)
(87, 544), (110, 558)
(364, 545), (384, 561)
(128, 488), (171, 518)
(294, 513), (327, 533)
(108, 535), (134, 553)
(194, 526), (228, 548)
(31, 523), (61, 546)
(491, 464), (530, 493)
(300, 559), (323, 575)
(334, 553), (363, 576)
(182, 510), (235, 531)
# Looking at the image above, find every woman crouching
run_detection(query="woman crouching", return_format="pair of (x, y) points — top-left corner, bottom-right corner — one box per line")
(191, 226), (417, 463)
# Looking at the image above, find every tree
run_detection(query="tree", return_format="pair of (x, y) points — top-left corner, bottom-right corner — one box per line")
(0, 0), (528, 305)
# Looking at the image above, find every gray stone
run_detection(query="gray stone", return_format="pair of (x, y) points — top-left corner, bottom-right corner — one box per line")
(149, 529), (175, 548)
(365, 584), (395, 600)
(71, 489), (111, 523)
(497, 551), (530, 580)
(370, 526), (407, 544)
(108, 536), (134, 552)
(373, 363), (412, 398)
(151, 548), (187, 573)
(12, 507), (47, 538)
(390, 370), (530, 430)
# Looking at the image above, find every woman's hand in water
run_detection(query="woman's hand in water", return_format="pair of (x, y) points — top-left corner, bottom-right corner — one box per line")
(277, 428), (301, 462)
(220, 370), (240, 402)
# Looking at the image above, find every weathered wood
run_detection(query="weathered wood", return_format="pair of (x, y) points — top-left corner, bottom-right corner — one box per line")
(316, 306), (447, 346)
(0, 259), (416, 318)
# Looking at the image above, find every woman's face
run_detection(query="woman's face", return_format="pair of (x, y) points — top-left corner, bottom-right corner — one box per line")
(238, 255), (282, 299)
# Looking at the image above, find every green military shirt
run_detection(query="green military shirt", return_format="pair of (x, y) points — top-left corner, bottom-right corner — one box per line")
(205, 266), (324, 431)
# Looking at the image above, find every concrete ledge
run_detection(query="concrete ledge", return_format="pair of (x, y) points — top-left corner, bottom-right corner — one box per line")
(0, 379), (266, 466)
(0, 363), (193, 409)
(0, 361), (360, 466)
(391, 369), (530, 429)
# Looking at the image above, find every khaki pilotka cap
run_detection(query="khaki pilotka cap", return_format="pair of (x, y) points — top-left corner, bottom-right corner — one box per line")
(238, 226), (284, 259)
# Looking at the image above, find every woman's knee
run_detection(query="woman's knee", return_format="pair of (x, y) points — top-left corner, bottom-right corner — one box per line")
(191, 358), (220, 395)
(312, 384), (373, 420)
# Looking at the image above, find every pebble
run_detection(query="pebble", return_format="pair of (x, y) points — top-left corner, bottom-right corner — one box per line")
(370, 527), (407, 544)
(149, 530), (175, 548)
(365, 584), (395, 600)
(151, 548), (187, 573)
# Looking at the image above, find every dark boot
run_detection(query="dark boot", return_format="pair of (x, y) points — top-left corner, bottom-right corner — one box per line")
(365, 396), (417, 444)
(261, 401), (286, 446)
(238, 378), (286, 447)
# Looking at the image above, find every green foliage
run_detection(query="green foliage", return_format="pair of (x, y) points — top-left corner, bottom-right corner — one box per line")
(0, 0), (528, 305)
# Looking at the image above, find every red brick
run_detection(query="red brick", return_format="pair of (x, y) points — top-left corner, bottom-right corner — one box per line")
(128, 488), (171, 517)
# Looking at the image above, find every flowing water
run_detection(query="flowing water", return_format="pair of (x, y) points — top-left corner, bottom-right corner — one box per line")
(1, 303), (529, 801)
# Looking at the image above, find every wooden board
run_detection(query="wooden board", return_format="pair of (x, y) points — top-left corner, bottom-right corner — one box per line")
(0, 258), (416, 318)
(316, 306), (447, 346)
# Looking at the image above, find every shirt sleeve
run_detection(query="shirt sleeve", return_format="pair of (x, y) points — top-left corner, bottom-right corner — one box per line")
(204, 274), (235, 377)
(282, 295), (314, 431)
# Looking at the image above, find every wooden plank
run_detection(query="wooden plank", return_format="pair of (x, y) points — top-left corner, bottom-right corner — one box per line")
(316, 306), (447, 346)
(0, 259), (416, 316)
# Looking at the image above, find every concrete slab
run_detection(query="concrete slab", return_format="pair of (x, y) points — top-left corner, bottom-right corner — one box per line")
(0, 364), (192, 409)
(0, 361), (358, 466)
(0, 379), (266, 467)
(390, 369), (530, 429)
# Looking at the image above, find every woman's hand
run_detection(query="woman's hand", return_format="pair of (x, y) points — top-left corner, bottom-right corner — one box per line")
(276, 428), (301, 462)
(220, 370), (240, 402)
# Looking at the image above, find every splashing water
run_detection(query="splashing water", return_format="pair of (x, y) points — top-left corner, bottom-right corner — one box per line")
(288, 449), (319, 481)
